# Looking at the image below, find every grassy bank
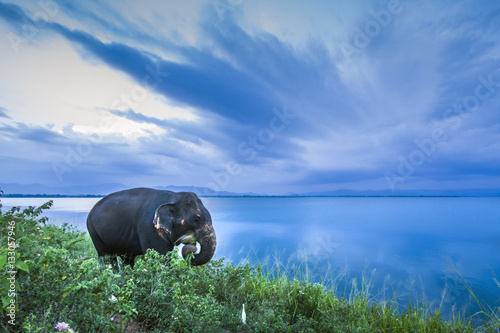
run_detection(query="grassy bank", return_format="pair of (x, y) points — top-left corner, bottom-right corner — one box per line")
(1, 201), (498, 332)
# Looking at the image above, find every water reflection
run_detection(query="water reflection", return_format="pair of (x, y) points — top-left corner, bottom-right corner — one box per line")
(202, 197), (500, 318)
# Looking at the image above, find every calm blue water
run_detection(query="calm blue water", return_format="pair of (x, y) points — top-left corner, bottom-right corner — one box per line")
(2, 196), (499, 318)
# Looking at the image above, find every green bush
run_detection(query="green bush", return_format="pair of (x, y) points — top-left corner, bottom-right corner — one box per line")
(0, 199), (497, 332)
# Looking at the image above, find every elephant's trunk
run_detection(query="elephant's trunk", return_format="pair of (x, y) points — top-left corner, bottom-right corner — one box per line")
(188, 223), (216, 265)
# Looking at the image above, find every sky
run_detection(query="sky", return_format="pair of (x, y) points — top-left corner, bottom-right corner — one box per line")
(0, 0), (499, 195)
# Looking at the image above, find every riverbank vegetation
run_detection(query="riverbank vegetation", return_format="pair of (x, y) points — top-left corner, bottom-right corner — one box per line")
(1, 200), (499, 332)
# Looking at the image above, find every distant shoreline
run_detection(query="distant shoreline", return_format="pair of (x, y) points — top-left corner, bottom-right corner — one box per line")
(2, 194), (498, 198)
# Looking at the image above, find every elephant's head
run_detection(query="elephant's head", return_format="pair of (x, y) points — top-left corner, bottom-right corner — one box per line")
(153, 192), (216, 265)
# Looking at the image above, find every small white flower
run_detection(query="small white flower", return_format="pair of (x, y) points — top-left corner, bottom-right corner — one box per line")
(109, 295), (117, 303)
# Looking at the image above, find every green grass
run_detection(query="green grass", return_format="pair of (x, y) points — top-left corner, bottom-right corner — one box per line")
(1, 200), (499, 332)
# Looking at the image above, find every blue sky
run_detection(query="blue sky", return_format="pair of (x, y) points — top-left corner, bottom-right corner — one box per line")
(0, 0), (499, 195)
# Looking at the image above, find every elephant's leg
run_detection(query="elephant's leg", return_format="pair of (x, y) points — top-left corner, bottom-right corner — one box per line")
(122, 255), (136, 268)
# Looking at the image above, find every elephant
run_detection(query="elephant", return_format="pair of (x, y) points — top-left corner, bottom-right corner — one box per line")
(86, 188), (216, 266)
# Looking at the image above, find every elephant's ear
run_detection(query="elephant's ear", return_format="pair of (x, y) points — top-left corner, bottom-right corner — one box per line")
(153, 203), (176, 241)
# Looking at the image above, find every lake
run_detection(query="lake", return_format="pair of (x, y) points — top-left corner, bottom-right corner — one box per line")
(2, 196), (499, 318)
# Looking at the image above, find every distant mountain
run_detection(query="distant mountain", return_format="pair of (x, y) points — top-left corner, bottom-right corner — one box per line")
(1, 183), (498, 197)
(153, 185), (259, 197)
(0, 183), (259, 197)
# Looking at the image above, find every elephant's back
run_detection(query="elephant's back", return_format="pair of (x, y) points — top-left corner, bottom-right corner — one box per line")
(87, 188), (176, 227)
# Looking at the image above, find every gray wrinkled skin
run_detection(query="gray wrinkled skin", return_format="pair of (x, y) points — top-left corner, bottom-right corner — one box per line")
(87, 188), (216, 266)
